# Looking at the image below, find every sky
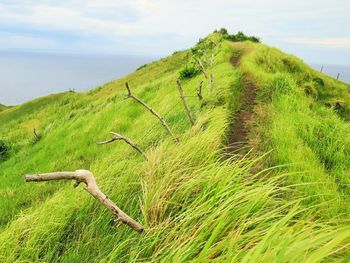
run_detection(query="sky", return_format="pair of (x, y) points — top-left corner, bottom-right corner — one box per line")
(0, 0), (349, 64)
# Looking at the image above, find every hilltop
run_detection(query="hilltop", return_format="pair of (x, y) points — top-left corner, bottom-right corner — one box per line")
(1, 30), (350, 262)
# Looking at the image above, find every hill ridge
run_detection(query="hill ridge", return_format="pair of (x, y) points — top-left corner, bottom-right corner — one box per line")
(1, 31), (350, 262)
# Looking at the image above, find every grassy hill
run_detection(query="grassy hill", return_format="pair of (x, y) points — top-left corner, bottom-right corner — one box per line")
(0, 104), (7, 112)
(1, 31), (350, 262)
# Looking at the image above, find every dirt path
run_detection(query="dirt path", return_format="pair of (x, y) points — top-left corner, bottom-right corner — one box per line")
(226, 53), (257, 154)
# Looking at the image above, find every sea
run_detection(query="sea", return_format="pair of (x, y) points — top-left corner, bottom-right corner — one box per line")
(0, 51), (348, 106)
(311, 63), (350, 84)
(0, 51), (156, 106)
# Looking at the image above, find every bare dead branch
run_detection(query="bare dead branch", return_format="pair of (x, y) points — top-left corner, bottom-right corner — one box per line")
(125, 82), (179, 143)
(176, 80), (195, 125)
(196, 57), (214, 90)
(125, 82), (132, 96)
(25, 170), (144, 233)
(97, 132), (147, 160)
(196, 58), (208, 79)
(197, 80), (203, 101)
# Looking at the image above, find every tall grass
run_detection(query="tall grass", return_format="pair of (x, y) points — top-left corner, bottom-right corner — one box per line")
(0, 34), (349, 262)
(239, 42), (350, 219)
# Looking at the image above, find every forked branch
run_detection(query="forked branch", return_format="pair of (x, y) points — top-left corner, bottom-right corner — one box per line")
(125, 82), (179, 143)
(24, 170), (144, 233)
(176, 80), (195, 125)
(97, 132), (147, 160)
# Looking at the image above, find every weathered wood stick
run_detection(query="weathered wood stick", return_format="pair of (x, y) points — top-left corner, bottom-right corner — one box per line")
(24, 170), (144, 233)
(197, 80), (203, 101)
(125, 82), (179, 143)
(176, 80), (195, 125)
(337, 73), (340, 80)
(97, 132), (147, 160)
(196, 58), (208, 79)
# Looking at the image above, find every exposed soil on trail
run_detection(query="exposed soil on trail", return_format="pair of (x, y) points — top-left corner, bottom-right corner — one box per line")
(226, 53), (257, 154)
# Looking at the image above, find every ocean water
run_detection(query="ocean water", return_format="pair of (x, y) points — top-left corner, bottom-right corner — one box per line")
(311, 64), (350, 84)
(0, 52), (348, 106)
(0, 51), (156, 106)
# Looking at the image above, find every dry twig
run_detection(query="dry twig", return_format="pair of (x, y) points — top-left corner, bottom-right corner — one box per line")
(196, 58), (208, 79)
(97, 132), (147, 160)
(197, 80), (203, 101)
(176, 80), (195, 125)
(25, 169), (144, 233)
(125, 82), (179, 143)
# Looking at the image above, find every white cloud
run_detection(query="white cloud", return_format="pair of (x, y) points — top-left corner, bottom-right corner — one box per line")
(284, 37), (350, 48)
(0, 0), (349, 61)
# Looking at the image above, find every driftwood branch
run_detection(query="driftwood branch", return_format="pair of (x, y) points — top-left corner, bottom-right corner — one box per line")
(24, 170), (144, 233)
(197, 80), (203, 101)
(196, 58), (208, 79)
(97, 132), (147, 160)
(176, 80), (195, 125)
(125, 82), (179, 143)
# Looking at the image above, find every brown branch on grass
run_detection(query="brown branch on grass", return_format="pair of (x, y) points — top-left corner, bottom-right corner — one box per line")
(97, 132), (147, 160)
(125, 82), (179, 143)
(197, 80), (203, 101)
(24, 170), (144, 233)
(196, 57), (214, 89)
(196, 58), (208, 79)
(176, 80), (195, 125)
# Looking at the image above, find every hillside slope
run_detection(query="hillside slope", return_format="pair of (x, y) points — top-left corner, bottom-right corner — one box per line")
(1, 32), (350, 262)
(0, 104), (7, 112)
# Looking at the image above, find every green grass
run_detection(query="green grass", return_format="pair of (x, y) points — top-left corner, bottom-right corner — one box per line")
(239, 42), (350, 219)
(0, 32), (350, 262)
(0, 103), (8, 112)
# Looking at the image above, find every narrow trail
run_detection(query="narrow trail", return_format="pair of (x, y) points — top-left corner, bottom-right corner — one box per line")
(226, 52), (257, 154)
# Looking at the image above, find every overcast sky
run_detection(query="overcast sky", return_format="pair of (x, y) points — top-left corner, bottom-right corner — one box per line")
(0, 0), (349, 64)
